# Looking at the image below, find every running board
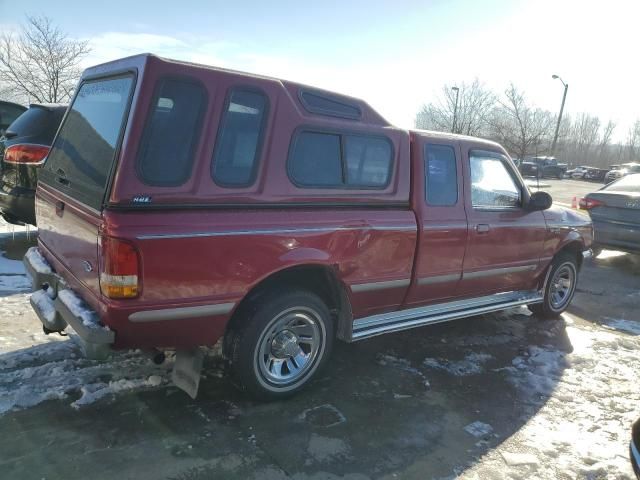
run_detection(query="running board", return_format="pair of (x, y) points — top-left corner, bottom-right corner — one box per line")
(350, 290), (543, 341)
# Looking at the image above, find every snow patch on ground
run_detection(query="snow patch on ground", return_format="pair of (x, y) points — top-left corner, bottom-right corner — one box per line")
(0, 253), (26, 275)
(376, 353), (431, 387)
(423, 352), (493, 376)
(464, 421), (493, 438)
(460, 324), (640, 479)
(0, 337), (172, 415)
(0, 274), (31, 291)
(603, 317), (640, 335)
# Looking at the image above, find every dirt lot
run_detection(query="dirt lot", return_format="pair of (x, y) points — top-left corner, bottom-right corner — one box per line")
(0, 181), (638, 480)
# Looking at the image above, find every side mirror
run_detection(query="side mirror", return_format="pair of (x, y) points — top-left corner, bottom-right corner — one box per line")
(527, 191), (552, 211)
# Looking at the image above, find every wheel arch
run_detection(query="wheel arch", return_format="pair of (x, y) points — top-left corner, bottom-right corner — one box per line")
(224, 263), (353, 343)
(556, 238), (585, 271)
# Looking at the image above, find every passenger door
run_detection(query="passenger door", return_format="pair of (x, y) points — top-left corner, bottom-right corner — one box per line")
(459, 148), (547, 296)
(404, 137), (467, 307)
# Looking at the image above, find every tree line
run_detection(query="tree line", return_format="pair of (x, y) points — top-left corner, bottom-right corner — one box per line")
(415, 79), (640, 168)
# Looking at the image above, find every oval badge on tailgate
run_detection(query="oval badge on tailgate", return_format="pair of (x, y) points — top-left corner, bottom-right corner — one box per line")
(82, 261), (93, 273)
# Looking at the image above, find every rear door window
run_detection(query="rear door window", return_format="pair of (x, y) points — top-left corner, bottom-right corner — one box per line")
(41, 75), (134, 210)
(137, 78), (206, 186)
(425, 144), (458, 206)
(212, 89), (268, 187)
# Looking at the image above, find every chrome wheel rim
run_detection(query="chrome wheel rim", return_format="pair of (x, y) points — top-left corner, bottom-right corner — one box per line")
(549, 263), (575, 310)
(255, 307), (323, 387)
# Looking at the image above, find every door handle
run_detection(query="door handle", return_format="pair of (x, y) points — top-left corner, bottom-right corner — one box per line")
(476, 224), (490, 234)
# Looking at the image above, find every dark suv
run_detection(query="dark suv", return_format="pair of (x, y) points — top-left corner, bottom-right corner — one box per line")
(0, 100), (27, 135)
(519, 156), (567, 179)
(0, 103), (66, 225)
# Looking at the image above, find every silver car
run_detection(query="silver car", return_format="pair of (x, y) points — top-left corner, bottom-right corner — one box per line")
(581, 173), (640, 255)
(604, 163), (640, 184)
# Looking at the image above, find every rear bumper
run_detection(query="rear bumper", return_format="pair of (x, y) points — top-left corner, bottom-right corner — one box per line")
(593, 220), (640, 253)
(24, 247), (114, 359)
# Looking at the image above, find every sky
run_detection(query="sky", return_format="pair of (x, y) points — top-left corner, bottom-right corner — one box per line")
(1, 0), (638, 142)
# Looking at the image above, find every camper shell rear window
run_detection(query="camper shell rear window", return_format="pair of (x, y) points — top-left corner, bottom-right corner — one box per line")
(40, 74), (135, 210)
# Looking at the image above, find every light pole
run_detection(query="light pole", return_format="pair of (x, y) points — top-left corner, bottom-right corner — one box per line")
(451, 86), (460, 133)
(550, 74), (568, 156)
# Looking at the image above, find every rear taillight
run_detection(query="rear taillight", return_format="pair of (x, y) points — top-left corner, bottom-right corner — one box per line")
(4, 144), (50, 165)
(579, 197), (605, 210)
(100, 236), (140, 299)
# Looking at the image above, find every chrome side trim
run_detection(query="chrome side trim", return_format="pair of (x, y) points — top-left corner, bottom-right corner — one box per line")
(350, 290), (543, 341)
(462, 264), (537, 280)
(582, 249), (593, 260)
(137, 225), (415, 240)
(129, 303), (235, 323)
(350, 279), (411, 293)
(417, 273), (461, 285)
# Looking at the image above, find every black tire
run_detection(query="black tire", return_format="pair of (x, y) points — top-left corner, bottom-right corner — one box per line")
(225, 289), (334, 400)
(528, 253), (578, 319)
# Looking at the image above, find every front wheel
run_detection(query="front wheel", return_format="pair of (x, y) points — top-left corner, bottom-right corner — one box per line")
(528, 253), (578, 319)
(225, 289), (333, 400)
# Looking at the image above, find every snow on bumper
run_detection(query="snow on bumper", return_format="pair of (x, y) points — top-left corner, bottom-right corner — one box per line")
(24, 247), (114, 360)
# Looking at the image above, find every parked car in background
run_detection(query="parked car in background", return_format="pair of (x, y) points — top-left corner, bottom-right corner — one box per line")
(519, 156), (567, 179)
(567, 165), (589, 179)
(24, 54), (592, 400)
(580, 173), (640, 255)
(604, 163), (640, 184)
(0, 103), (67, 225)
(0, 101), (27, 135)
(584, 167), (609, 182)
(631, 417), (640, 479)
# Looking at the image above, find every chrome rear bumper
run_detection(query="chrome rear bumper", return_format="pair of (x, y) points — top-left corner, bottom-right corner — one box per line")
(24, 247), (113, 359)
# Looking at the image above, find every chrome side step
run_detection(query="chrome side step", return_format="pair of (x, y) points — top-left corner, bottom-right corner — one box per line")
(350, 290), (543, 341)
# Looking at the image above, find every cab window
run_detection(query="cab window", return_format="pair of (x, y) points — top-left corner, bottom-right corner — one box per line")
(470, 151), (520, 208)
(425, 144), (457, 206)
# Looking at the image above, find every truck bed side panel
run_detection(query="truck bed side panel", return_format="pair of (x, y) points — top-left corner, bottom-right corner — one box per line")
(94, 208), (417, 348)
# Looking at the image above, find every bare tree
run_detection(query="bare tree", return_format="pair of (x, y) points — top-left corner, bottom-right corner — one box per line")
(625, 120), (640, 162)
(0, 16), (90, 103)
(598, 120), (616, 162)
(415, 79), (495, 136)
(487, 84), (554, 160)
(569, 113), (601, 164)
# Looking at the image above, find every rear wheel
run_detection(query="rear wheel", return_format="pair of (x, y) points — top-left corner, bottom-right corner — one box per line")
(225, 289), (333, 400)
(529, 253), (578, 319)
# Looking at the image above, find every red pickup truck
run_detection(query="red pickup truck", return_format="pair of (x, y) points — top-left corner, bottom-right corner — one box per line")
(24, 54), (592, 399)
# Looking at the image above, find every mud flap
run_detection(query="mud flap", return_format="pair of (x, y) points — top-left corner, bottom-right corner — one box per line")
(171, 348), (204, 399)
